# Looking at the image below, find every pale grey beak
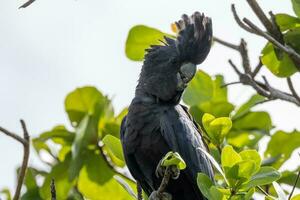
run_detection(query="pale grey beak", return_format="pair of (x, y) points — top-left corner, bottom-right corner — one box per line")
(176, 62), (196, 91)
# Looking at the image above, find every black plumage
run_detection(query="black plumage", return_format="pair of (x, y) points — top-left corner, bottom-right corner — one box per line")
(121, 12), (214, 200)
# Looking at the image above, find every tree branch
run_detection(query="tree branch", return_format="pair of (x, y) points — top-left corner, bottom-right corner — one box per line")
(214, 36), (300, 106)
(137, 181), (143, 200)
(252, 60), (263, 78)
(157, 166), (171, 198)
(51, 179), (56, 200)
(231, 1), (300, 71)
(231, 4), (258, 35)
(246, 0), (274, 34)
(213, 37), (239, 51)
(287, 77), (300, 103)
(0, 120), (30, 200)
(288, 169), (300, 200)
(19, 0), (36, 9)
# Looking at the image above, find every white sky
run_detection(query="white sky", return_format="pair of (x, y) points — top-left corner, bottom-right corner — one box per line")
(0, 0), (299, 196)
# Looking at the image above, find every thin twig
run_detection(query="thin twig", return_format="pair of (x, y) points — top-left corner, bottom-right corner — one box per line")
(0, 126), (26, 145)
(137, 181), (143, 200)
(228, 59), (242, 75)
(216, 37), (300, 106)
(221, 81), (242, 88)
(51, 179), (56, 200)
(257, 186), (270, 197)
(288, 170), (300, 200)
(157, 166), (171, 198)
(98, 144), (135, 182)
(14, 120), (30, 200)
(287, 77), (300, 103)
(0, 120), (30, 200)
(246, 0), (274, 34)
(19, 0), (36, 9)
(268, 11), (285, 44)
(252, 60), (263, 78)
(239, 39), (251, 74)
(243, 17), (300, 71)
(213, 37), (239, 51)
(231, 4), (258, 35)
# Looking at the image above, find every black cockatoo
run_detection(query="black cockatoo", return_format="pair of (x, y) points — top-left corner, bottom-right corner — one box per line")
(121, 12), (214, 200)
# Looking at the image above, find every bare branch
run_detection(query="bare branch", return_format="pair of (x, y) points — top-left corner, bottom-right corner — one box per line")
(51, 179), (56, 200)
(243, 18), (300, 71)
(215, 36), (300, 106)
(268, 11), (285, 44)
(157, 166), (171, 198)
(0, 126), (26, 145)
(239, 39), (251, 74)
(215, 2), (300, 106)
(0, 120), (30, 200)
(287, 77), (300, 103)
(14, 120), (30, 200)
(213, 37), (239, 51)
(228, 59), (242, 75)
(288, 170), (300, 200)
(19, 0), (36, 9)
(246, 0), (274, 34)
(231, 4), (258, 35)
(221, 81), (242, 88)
(252, 60), (263, 78)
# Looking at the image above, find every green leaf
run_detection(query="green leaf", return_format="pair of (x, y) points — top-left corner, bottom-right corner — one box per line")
(233, 111), (272, 133)
(21, 188), (42, 200)
(265, 130), (300, 168)
(209, 117), (232, 144)
(275, 14), (300, 31)
(242, 166), (281, 190)
(284, 27), (300, 53)
(102, 134), (125, 166)
(202, 113), (216, 132)
(245, 188), (255, 200)
(278, 167), (300, 188)
(197, 173), (214, 199)
(209, 186), (224, 200)
(221, 145), (241, 168)
(183, 70), (214, 106)
(78, 151), (134, 200)
(239, 150), (261, 173)
(125, 25), (173, 61)
(292, 194), (300, 200)
(212, 75), (228, 102)
(115, 108), (128, 124)
(236, 160), (256, 179)
(190, 102), (234, 125)
(161, 152), (186, 170)
(69, 115), (98, 180)
(233, 95), (265, 120)
(34, 125), (74, 146)
(65, 86), (113, 125)
(1, 189), (12, 200)
(261, 43), (297, 77)
(227, 130), (263, 149)
(292, 0), (300, 17)
(114, 176), (137, 199)
(202, 113), (232, 145)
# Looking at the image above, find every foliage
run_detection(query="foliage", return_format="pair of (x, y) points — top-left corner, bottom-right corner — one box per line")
(16, 86), (135, 200)
(1, 1), (300, 200)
